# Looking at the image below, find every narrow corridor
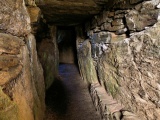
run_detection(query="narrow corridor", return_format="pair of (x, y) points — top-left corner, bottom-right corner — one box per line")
(45, 64), (101, 120)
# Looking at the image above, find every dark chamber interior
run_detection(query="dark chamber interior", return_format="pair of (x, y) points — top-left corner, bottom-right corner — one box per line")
(57, 26), (78, 64)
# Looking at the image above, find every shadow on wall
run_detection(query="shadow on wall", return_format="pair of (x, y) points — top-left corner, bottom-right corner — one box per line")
(57, 26), (78, 64)
(45, 77), (69, 115)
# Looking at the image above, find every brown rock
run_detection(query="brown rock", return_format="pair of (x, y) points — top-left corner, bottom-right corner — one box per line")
(27, 6), (41, 23)
(0, 65), (22, 85)
(0, 33), (24, 55)
(0, 55), (19, 69)
(0, 0), (31, 36)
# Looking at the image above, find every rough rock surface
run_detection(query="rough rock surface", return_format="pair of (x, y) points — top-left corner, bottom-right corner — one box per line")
(78, 0), (160, 120)
(37, 26), (59, 90)
(77, 40), (98, 84)
(0, 1), (45, 119)
(0, 33), (45, 120)
(0, 0), (31, 36)
(36, 0), (102, 25)
(37, 38), (59, 89)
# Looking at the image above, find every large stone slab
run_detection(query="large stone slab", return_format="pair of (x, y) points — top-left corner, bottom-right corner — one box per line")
(36, 0), (101, 25)
(0, 33), (45, 120)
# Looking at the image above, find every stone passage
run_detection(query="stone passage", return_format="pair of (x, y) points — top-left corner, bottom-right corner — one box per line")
(45, 64), (101, 120)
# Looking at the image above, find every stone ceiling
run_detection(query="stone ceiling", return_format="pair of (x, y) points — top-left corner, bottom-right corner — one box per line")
(36, 0), (136, 26)
(36, 0), (103, 26)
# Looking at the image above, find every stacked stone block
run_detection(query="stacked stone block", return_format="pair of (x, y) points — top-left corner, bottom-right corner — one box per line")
(77, 0), (160, 119)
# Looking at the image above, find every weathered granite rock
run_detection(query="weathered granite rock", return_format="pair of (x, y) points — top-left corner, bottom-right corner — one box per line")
(0, 0), (31, 36)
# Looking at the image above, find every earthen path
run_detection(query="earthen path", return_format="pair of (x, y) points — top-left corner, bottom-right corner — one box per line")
(45, 64), (101, 120)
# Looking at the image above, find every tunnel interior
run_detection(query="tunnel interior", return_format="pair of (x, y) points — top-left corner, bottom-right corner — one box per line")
(1, 0), (160, 120)
(57, 26), (78, 64)
(31, 0), (160, 120)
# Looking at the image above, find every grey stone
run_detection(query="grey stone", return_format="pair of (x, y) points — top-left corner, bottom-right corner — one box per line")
(125, 10), (158, 31)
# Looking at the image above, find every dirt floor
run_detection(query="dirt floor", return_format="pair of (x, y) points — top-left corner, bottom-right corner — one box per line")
(45, 64), (101, 120)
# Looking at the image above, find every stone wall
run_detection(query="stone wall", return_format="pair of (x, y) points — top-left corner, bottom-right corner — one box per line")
(0, 0), (45, 120)
(37, 26), (59, 90)
(77, 0), (160, 119)
(27, 0), (60, 90)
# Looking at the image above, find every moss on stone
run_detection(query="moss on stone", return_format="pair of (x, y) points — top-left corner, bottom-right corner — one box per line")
(0, 87), (18, 120)
(105, 77), (119, 98)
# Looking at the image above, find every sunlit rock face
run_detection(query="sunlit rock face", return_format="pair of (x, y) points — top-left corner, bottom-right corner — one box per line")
(0, 1), (45, 120)
(78, 0), (160, 119)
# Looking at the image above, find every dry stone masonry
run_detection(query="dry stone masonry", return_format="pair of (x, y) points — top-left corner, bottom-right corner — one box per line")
(77, 0), (160, 120)
(0, 0), (160, 120)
